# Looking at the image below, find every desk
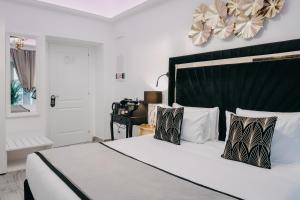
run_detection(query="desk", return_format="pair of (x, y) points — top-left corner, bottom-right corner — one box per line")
(110, 114), (147, 141)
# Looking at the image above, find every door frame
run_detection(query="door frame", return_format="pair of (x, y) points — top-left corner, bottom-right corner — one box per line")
(0, 20), (7, 174)
(46, 36), (99, 145)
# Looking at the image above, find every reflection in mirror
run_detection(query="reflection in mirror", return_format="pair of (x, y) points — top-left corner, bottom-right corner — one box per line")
(9, 35), (37, 114)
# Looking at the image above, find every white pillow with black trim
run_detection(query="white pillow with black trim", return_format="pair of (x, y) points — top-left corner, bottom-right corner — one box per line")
(236, 108), (300, 163)
(173, 103), (219, 143)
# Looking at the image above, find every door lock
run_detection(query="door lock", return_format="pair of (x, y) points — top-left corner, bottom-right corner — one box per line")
(50, 95), (56, 107)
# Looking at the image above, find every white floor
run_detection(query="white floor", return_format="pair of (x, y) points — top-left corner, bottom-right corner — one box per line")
(0, 170), (25, 200)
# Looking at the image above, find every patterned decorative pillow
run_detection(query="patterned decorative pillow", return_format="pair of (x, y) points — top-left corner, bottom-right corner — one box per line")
(222, 114), (277, 169)
(154, 107), (184, 145)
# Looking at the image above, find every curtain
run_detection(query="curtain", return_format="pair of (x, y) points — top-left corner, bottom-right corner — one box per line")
(10, 48), (36, 92)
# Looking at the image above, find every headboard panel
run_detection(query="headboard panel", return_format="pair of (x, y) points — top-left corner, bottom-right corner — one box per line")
(169, 39), (300, 141)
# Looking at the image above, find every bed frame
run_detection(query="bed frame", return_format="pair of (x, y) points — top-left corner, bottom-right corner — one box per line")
(169, 39), (300, 141)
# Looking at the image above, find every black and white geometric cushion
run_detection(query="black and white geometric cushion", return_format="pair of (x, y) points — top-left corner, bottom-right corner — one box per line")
(154, 107), (184, 145)
(222, 114), (277, 169)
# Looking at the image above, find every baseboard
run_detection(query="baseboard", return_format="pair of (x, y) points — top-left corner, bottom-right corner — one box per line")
(92, 136), (111, 143)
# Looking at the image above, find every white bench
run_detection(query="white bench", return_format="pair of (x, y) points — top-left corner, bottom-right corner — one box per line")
(6, 136), (53, 152)
(6, 136), (53, 172)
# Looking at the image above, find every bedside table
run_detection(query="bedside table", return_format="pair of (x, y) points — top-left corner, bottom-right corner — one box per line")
(138, 124), (155, 136)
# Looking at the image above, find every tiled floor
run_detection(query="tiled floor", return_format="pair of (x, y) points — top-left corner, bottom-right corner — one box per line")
(0, 171), (25, 200)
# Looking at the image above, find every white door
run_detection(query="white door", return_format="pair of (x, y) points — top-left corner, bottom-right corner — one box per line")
(49, 43), (91, 147)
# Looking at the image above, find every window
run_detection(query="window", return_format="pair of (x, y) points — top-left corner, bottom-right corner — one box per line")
(11, 63), (35, 106)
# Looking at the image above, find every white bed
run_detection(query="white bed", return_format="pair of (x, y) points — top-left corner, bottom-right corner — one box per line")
(26, 134), (300, 200)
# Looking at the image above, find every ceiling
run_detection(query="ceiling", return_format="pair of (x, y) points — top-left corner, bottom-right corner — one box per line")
(35, 0), (149, 18)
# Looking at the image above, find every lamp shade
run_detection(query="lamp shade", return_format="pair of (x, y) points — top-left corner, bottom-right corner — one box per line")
(144, 91), (162, 104)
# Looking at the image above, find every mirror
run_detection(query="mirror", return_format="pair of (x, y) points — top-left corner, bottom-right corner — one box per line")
(7, 34), (38, 116)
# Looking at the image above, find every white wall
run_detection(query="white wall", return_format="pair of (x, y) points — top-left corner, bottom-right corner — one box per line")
(0, 0), (114, 140)
(1, 0), (300, 141)
(106, 0), (300, 139)
(112, 0), (300, 99)
(0, 19), (7, 174)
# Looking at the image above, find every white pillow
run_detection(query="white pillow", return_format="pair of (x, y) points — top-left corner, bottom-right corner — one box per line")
(225, 111), (235, 142)
(181, 108), (209, 143)
(173, 103), (220, 141)
(148, 104), (171, 125)
(236, 108), (300, 163)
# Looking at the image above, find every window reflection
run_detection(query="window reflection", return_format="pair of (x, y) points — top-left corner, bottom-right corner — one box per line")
(9, 36), (37, 114)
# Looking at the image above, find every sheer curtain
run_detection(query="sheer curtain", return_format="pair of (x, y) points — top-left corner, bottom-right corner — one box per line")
(10, 48), (36, 92)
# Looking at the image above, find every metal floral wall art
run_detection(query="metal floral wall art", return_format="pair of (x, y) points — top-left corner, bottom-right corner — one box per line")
(189, 0), (285, 46)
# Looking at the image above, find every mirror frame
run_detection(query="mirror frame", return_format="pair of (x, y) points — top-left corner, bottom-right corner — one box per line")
(5, 32), (41, 118)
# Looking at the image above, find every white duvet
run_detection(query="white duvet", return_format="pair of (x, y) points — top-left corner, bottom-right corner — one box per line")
(27, 135), (300, 200)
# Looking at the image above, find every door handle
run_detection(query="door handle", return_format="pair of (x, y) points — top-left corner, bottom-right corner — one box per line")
(50, 95), (57, 107)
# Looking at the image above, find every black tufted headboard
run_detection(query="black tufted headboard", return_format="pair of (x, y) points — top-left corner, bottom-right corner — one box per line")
(168, 39), (300, 141)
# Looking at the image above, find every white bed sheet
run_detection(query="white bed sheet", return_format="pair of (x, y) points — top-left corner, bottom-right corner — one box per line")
(27, 135), (300, 200)
(26, 153), (80, 200)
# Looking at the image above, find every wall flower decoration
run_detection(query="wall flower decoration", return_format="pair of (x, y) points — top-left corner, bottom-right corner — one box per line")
(234, 14), (264, 39)
(193, 4), (208, 23)
(214, 19), (235, 39)
(206, 0), (228, 29)
(263, 0), (285, 18)
(227, 0), (244, 16)
(188, 22), (212, 46)
(189, 0), (285, 46)
(242, 0), (264, 16)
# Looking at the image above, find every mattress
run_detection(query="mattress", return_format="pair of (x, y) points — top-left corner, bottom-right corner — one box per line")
(26, 135), (300, 200)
